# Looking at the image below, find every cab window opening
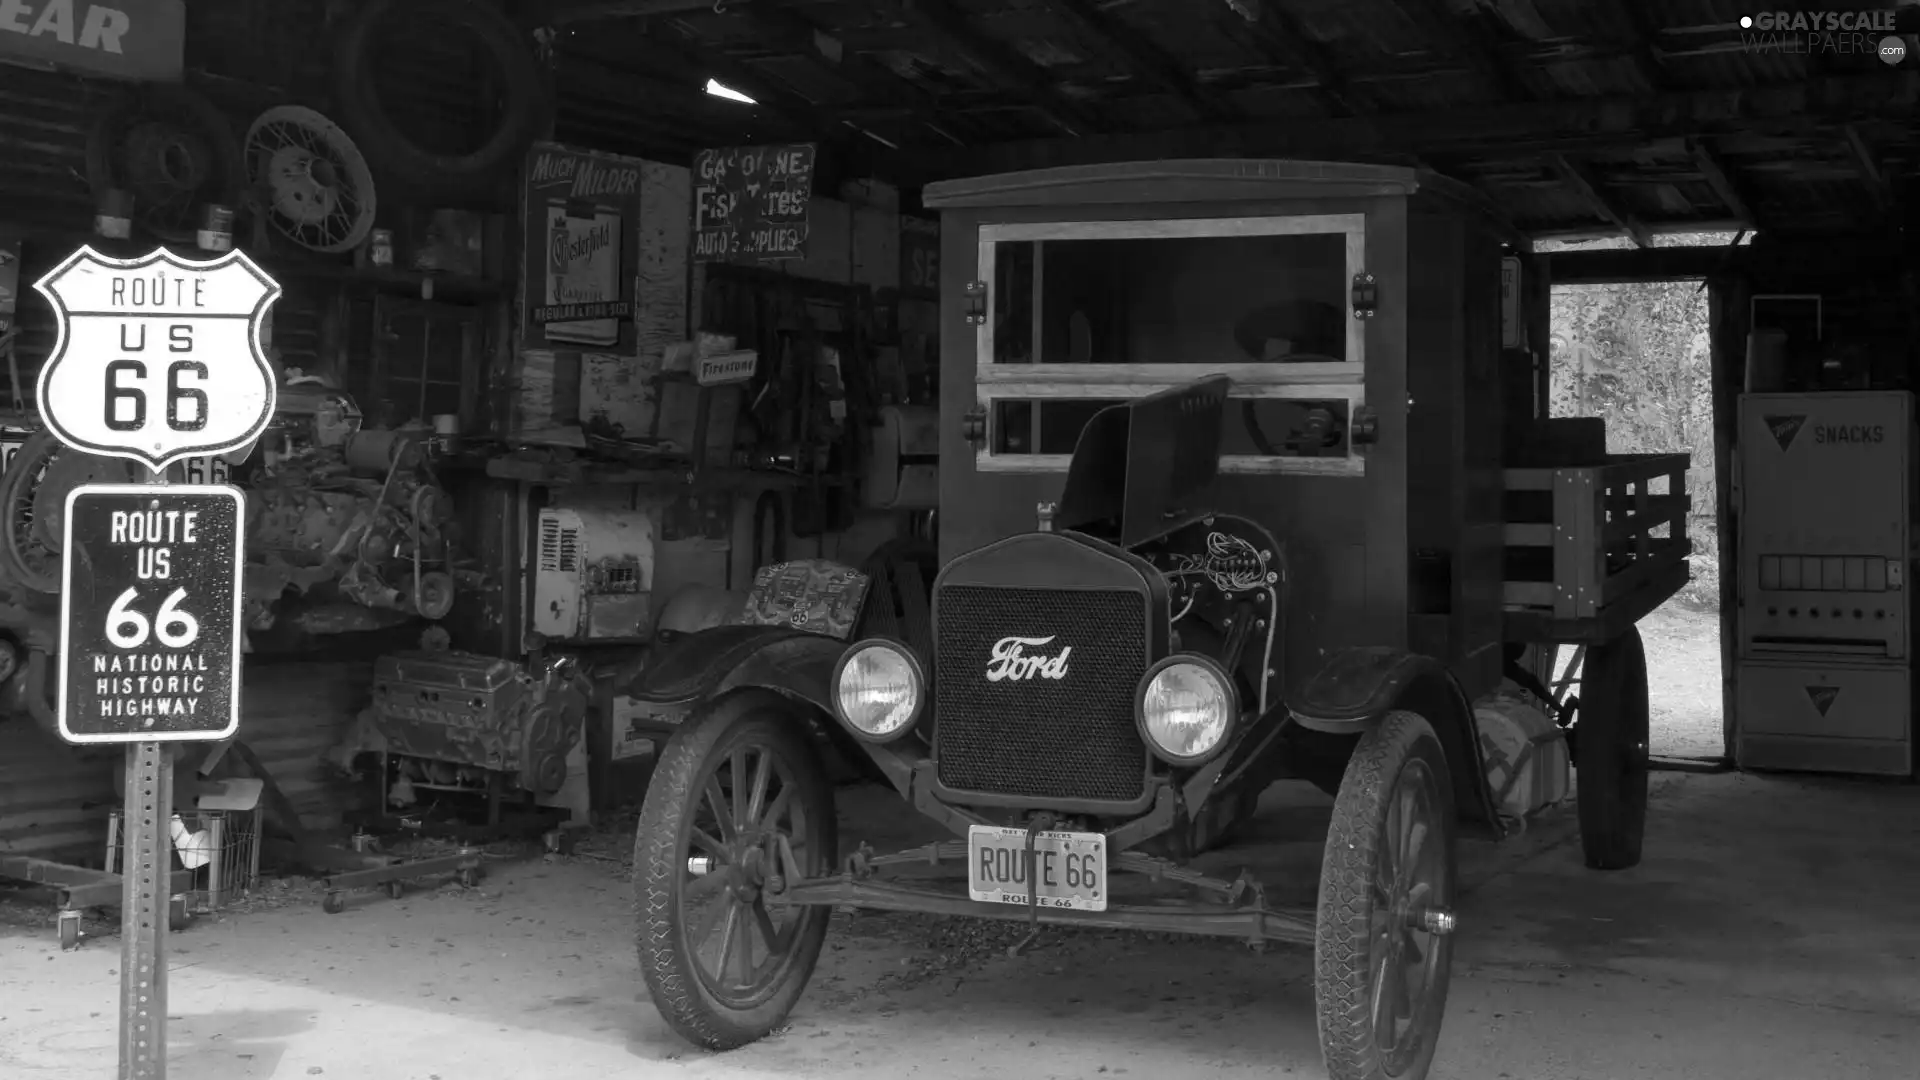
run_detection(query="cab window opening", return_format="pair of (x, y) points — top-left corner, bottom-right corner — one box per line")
(991, 231), (1350, 368)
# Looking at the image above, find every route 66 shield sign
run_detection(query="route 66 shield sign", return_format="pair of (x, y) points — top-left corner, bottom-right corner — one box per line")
(33, 245), (280, 472)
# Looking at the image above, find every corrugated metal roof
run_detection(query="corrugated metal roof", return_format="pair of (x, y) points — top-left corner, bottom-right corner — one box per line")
(549, 0), (1914, 235)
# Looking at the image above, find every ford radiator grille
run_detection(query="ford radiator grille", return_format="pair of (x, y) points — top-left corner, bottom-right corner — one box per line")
(933, 585), (1149, 804)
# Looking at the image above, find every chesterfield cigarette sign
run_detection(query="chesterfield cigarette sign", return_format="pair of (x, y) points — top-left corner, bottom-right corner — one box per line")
(0, 0), (185, 82)
(521, 143), (641, 349)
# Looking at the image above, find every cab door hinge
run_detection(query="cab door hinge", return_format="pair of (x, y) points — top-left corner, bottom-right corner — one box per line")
(962, 406), (988, 446)
(964, 280), (989, 325)
(1351, 273), (1378, 319)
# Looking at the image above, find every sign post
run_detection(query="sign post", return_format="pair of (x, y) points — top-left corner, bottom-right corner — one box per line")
(32, 245), (278, 1080)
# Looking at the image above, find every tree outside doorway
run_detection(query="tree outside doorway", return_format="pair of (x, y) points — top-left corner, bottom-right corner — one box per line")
(1543, 231), (1738, 759)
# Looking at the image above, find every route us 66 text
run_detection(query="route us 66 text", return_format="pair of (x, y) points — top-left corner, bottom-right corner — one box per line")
(90, 504), (208, 723)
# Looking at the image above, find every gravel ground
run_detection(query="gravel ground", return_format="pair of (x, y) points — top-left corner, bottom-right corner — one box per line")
(8, 769), (1920, 1080)
(1553, 598), (1725, 760)
(1639, 599), (1726, 759)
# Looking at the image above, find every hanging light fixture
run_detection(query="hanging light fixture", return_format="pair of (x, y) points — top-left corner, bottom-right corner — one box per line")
(705, 78), (756, 104)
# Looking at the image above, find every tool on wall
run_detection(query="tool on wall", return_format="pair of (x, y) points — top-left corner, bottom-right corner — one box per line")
(710, 277), (861, 539)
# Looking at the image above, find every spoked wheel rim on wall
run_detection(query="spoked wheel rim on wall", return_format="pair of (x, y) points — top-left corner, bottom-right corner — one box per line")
(635, 695), (836, 1049)
(1316, 710), (1457, 1080)
(0, 432), (132, 595)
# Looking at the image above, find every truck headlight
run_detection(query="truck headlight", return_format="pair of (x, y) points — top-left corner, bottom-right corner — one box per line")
(1135, 654), (1238, 765)
(832, 638), (924, 742)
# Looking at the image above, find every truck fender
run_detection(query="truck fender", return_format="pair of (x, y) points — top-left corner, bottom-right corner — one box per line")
(1288, 646), (1504, 833)
(626, 624), (846, 717)
(625, 625), (906, 791)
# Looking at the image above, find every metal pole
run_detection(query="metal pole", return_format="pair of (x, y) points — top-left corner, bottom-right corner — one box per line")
(120, 464), (172, 1080)
(119, 740), (171, 1079)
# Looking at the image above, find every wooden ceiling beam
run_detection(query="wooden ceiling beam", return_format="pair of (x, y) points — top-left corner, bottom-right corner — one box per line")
(1842, 123), (1894, 212)
(1684, 137), (1757, 228)
(1616, 3), (1763, 231)
(1551, 155), (1652, 248)
(738, 5), (972, 145)
(898, 71), (1920, 183)
(1546, 235), (1907, 284)
(609, 29), (895, 151)
(1611, 2), (1671, 93)
(1225, 0), (1375, 116)
(1045, 0), (1235, 121)
(1395, 0), (1531, 101)
(548, 0), (763, 22)
(1406, 0), (1658, 245)
(900, 0), (1102, 137)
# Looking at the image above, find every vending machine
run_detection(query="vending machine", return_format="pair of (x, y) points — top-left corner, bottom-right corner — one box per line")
(1733, 390), (1913, 776)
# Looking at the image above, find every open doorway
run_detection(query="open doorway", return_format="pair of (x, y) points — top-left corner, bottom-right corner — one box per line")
(1542, 232), (1744, 761)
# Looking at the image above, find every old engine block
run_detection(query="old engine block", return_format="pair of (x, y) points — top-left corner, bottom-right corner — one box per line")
(368, 651), (588, 796)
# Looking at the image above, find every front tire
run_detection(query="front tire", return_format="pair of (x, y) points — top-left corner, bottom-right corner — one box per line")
(1315, 710), (1457, 1080)
(634, 693), (837, 1050)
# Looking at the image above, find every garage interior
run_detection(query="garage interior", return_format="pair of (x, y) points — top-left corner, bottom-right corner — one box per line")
(1, 1), (1918, 1078)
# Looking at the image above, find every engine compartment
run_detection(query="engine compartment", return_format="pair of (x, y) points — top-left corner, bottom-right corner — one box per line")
(1133, 515), (1286, 722)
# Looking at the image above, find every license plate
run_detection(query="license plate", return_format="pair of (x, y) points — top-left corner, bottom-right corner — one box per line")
(966, 825), (1107, 913)
(177, 456), (232, 485)
(0, 433), (227, 484)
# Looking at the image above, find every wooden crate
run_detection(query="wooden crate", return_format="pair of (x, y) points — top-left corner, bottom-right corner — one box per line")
(1502, 452), (1692, 642)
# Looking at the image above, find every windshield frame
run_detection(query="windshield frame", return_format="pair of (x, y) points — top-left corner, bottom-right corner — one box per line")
(972, 212), (1369, 477)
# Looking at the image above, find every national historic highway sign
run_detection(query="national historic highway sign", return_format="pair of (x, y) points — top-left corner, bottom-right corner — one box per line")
(57, 484), (245, 744)
(33, 245), (280, 472)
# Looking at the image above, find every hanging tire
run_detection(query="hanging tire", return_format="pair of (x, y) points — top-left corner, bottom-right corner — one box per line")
(1574, 625), (1651, 871)
(84, 84), (245, 243)
(634, 692), (837, 1050)
(332, 0), (548, 190)
(1315, 710), (1458, 1080)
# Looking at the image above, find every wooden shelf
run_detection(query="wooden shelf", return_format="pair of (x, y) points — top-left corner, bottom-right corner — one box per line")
(273, 258), (507, 302)
(468, 454), (805, 489)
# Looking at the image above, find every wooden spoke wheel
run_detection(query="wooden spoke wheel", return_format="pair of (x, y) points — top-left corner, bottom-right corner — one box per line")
(0, 431), (64, 594)
(1315, 710), (1458, 1080)
(0, 432), (132, 595)
(634, 693), (837, 1050)
(1574, 625), (1651, 870)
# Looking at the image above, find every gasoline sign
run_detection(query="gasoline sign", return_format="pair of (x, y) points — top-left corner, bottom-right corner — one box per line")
(34, 245), (279, 472)
(57, 484), (244, 744)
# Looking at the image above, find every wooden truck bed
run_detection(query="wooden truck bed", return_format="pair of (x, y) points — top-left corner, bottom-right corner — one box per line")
(1501, 452), (1692, 645)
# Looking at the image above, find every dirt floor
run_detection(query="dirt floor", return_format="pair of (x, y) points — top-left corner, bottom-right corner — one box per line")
(1634, 597), (1726, 760)
(12, 601), (1901, 1080)
(7, 762), (1920, 1080)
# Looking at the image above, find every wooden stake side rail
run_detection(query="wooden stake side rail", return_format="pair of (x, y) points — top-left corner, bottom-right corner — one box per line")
(1502, 452), (1693, 643)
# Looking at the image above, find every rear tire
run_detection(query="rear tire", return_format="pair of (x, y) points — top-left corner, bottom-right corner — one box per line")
(1574, 626), (1651, 870)
(634, 693), (837, 1050)
(1315, 710), (1457, 1080)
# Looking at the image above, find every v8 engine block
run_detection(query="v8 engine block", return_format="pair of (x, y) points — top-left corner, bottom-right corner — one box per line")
(369, 651), (588, 795)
